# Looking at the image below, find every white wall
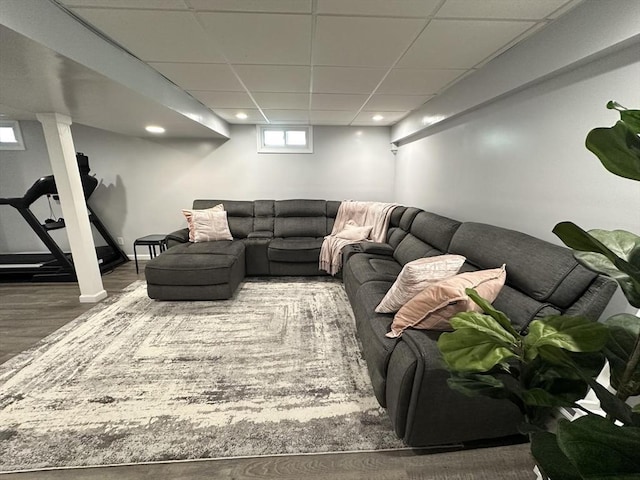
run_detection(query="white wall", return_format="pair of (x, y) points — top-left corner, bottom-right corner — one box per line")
(0, 123), (394, 255)
(393, 43), (640, 317)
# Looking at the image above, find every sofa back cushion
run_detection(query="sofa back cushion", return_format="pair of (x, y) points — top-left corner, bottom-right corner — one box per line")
(274, 199), (328, 237)
(193, 199), (254, 238)
(254, 199), (275, 232)
(393, 211), (461, 266)
(449, 222), (598, 311)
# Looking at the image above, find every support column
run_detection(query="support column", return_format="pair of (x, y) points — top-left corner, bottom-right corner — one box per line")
(36, 113), (107, 303)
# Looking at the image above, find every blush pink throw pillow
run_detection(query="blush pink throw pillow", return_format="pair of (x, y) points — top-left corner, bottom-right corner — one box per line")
(181, 204), (232, 242)
(386, 265), (507, 338)
(375, 255), (466, 313)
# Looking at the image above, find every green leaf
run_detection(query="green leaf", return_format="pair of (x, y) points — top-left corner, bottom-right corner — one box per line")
(608, 101), (640, 134)
(446, 373), (507, 398)
(573, 229), (640, 308)
(464, 288), (520, 338)
(557, 416), (640, 478)
(604, 313), (640, 398)
(552, 224), (640, 308)
(438, 328), (517, 372)
(585, 377), (635, 425)
(621, 110), (640, 135)
(449, 311), (518, 346)
(586, 120), (640, 181)
(531, 431), (582, 480)
(521, 387), (576, 408)
(524, 316), (609, 362)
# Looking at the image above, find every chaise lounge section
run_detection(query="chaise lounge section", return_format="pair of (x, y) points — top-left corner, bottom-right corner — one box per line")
(145, 199), (617, 447)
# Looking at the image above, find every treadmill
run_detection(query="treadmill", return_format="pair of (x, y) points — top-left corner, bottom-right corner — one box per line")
(0, 153), (129, 282)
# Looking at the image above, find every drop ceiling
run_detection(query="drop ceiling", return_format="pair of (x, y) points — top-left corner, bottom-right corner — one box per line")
(55, 0), (582, 127)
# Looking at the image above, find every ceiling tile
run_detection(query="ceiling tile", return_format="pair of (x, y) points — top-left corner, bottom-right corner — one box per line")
(352, 111), (408, 125)
(188, 0), (312, 13)
(149, 63), (244, 91)
(70, 8), (224, 63)
(313, 16), (425, 67)
(309, 110), (355, 125)
(189, 91), (256, 109)
(233, 65), (310, 93)
(399, 19), (535, 68)
(363, 94), (432, 112)
(214, 108), (266, 123)
(62, 0), (186, 8)
(312, 66), (387, 94)
(197, 13), (311, 64)
(436, 0), (569, 19)
(263, 110), (310, 123)
(252, 93), (309, 110)
(377, 68), (465, 95)
(311, 94), (369, 111)
(316, 0), (441, 17)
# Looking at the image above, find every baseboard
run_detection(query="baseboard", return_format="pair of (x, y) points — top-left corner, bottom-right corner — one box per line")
(79, 289), (108, 303)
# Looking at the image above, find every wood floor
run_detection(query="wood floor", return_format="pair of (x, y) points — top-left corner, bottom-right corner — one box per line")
(0, 261), (536, 479)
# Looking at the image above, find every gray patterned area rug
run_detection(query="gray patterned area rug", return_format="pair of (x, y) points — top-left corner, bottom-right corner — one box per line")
(0, 278), (405, 472)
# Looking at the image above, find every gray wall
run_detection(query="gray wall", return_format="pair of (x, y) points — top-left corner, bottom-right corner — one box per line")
(0, 121), (74, 253)
(0, 123), (395, 255)
(393, 44), (640, 317)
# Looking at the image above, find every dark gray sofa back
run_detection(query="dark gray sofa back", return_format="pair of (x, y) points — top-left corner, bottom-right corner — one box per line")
(274, 199), (330, 237)
(448, 222), (606, 330)
(393, 211), (462, 266)
(193, 199), (254, 238)
(253, 200), (275, 232)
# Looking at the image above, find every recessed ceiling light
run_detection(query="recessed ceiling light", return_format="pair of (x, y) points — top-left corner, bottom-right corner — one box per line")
(145, 125), (165, 134)
(372, 114), (384, 122)
(235, 112), (248, 120)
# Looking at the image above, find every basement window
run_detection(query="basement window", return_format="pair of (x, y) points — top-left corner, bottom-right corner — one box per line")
(257, 125), (313, 153)
(0, 120), (25, 150)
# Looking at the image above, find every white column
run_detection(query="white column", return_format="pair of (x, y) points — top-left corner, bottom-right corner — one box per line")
(36, 113), (107, 303)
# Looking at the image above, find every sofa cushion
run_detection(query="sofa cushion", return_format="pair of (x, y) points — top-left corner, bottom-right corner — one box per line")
(268, 237), (323, 263)
(181, 207), (232, 242)
(145, 252), (243, 286)
(449, 222), (598, 309)
(375, 255), (466, 313)
(336, 223), (372, 241)
(253, 200), (274, 232)
(344, 254), (402, 289)
(193, 199), (254, 239)
(275, 199), (326, 217)
(274, 217), (327, 237)
(393, 234), (443, 266)
(352, 281), (398, 406)
(409, 211), (461, 253)
(164, 240), (244, 256)
(388, 266), (507, 337)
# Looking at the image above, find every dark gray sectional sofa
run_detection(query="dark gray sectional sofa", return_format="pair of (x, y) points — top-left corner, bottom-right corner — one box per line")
(145, 199), (617, 447)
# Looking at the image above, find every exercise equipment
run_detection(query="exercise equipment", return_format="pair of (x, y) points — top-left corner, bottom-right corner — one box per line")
(0, 153), (128, 282)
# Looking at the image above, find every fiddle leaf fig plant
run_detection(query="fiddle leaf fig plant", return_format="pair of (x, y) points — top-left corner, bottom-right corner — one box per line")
(438, 102), (640, 479)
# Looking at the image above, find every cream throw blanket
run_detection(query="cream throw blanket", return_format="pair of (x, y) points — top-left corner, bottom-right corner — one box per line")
(320, 201), (398, 275)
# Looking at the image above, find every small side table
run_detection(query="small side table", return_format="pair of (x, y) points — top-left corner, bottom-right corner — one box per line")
(133, 234), (167, 274)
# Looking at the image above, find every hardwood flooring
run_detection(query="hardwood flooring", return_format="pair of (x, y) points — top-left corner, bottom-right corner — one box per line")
(0, 261), (535, 479)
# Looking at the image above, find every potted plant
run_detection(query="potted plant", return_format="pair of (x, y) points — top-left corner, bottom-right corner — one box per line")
(436, 102), (640, 479)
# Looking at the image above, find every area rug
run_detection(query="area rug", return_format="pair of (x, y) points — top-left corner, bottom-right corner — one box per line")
(0, 278), (405, 472)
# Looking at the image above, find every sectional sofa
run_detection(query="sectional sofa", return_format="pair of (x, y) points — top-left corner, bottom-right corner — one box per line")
(145, 199), (617, 447)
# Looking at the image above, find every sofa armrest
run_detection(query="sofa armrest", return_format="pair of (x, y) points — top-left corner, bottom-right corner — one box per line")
(360, 242), (394, 256)
(341, 242), (395, 267)
(166, 228), (189, 248)
(386, 329), (523, 446)
(248, 230), (274, 239)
